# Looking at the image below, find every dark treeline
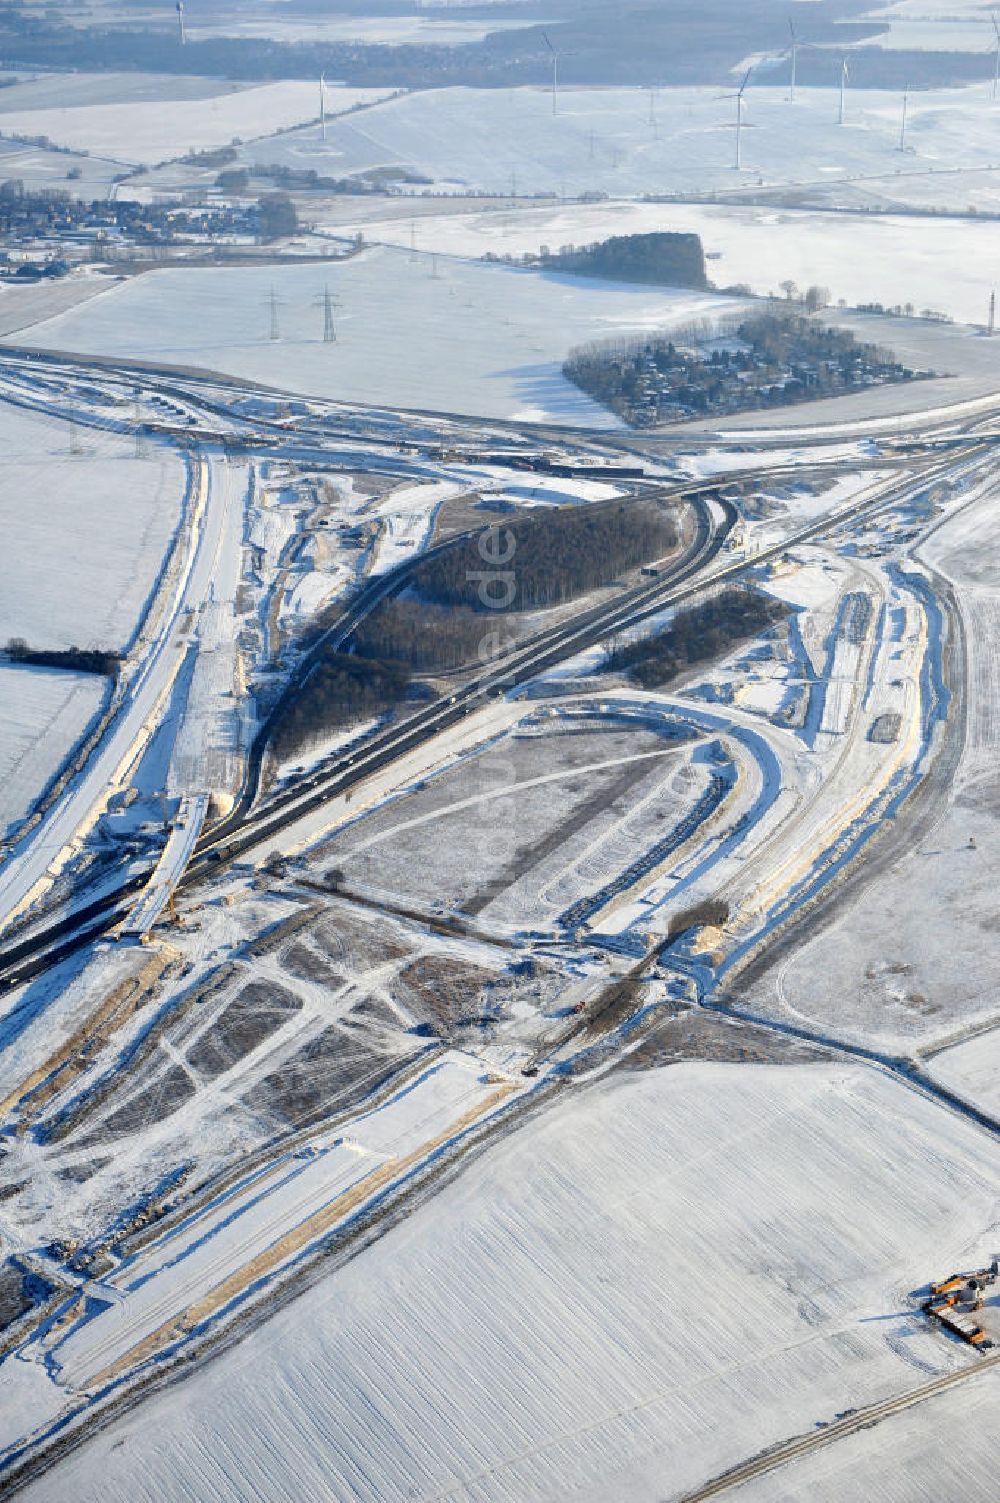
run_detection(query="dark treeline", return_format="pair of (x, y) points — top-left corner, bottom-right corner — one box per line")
(5, 638), (121, 677)
(413, 501), (678, 613)
(541, 233), (708, 290)
(271, 652), (409, 759)
(1, 4), (957, 91)
(243, 162), (429, 195)
(607, 589), (784, 688)
(268, 498), (680, 757)
(354, 597), (485, 673)
(0, 14), (459, 84)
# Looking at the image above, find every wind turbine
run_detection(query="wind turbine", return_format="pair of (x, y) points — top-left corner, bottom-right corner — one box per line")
(541, 31), (558, 116)
(723, 68), (752, 171)
(897, 83), (910, 151)
(176, 0), (186, 45)
(992, 12), (1000, 101)
(788, 19), (799, 104)
(838, 56), (850, 125)
(319, 73), (327, 140)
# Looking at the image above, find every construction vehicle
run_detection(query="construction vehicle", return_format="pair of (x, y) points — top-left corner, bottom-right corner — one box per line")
(930, 1274), (965, 1297)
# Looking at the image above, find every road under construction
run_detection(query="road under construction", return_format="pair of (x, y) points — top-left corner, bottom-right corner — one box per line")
(2, 345), (1000, 1498)
(0, 395), (981, 999)
(0, 352), (990, 996)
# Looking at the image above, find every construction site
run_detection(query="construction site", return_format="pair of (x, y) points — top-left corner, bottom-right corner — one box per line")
(925, 1261), (1000, 1351)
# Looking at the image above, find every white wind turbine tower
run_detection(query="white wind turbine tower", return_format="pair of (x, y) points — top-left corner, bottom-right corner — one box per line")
(723, 68), (752, 170)
(541, 31), (558, 116)
(787, 19), (799, 103)
(176, 0), (186, 45)
(898, 83), (910, 151)
(319, 73), (327, 140)
(838, 55), (850, 125)
(992, 12), (1000, 101)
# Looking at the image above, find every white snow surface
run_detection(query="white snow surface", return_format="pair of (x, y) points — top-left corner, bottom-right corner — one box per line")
(0, 402), (183, 652)
(730, 1365), (1000, 1501)
(256, 82), (1000, 203)
(0, 1358), (67, 1455)
(340, 198), (1000, 328)
(369, 479), (460, 575)
(927, 1029), (1000, 1118)
(0, 80), (392, 167)
(0, 667), (104, 840)
(191, 13), (537, 46)
(860, 0), (997, 53)
(9, 248), (732, 424)
(0, 138), (119, 197)
(0, 275), (114, 338)
(19, 1061), (1000, 1503)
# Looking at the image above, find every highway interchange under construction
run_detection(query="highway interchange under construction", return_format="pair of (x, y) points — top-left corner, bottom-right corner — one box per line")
(2, 342), (1000, 1497)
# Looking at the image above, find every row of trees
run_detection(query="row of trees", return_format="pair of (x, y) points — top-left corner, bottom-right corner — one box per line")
(354, 598), (486, 673)
(413, 500), (679, 613)
(607, 589), (784, 688)
(271, 652), (409, 759)
(739, 311), (899, 371)
(540, 232), (708, 290)
(5, 638), (121, 677)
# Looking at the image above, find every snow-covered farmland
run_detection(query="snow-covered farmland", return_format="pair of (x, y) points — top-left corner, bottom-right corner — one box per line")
(859, 0), (997, 54)
(0, 71), (251, 113)
(338, 197), (1000, 329)
(9, 248), (731, 424)
(0, 403), (183, 652)
(0, 77), (392, 168)
(58, 5), (537, 46)
(925, 1028), (1000, 1119)
(0, 137), (120, 197)
(253, 82), (1000, 205)
(0, 666), (104, 841)
(16, 1061), (1000, 1503)
(0, 274), (114, 338)
(189, 13), (537, 46)
(730, 1368), (1000, 1502)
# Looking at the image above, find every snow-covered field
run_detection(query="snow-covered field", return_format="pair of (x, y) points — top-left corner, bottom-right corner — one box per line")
(7, 247), (732, 424)
(0, 398), (184, 890)
(251, 82), (1000, 204)
(0, 666), (104, 841)
(58, 5), (536, 46)
(0, 275), (114, 338)
(18, 1060), (1000, 1503)
(0, 78), (392, 167)
(0, 402), (183, 652)
(0, 137), (120, 197)
(0, 71), (251, 113)
(190, 13), (536, 45)
(338, 197), (1000, 328)
(860, 0), (997, 53)
(926, 1028), (1000, 1117)
(730, 1365), (1000, 1501)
